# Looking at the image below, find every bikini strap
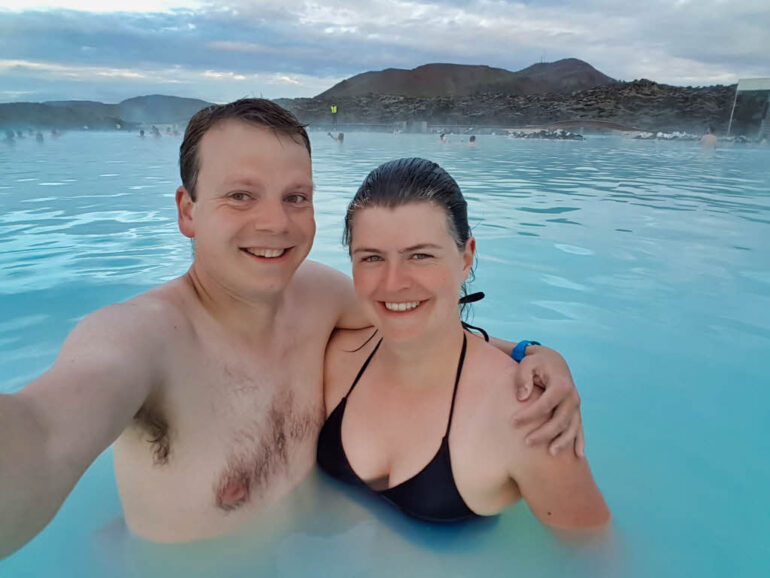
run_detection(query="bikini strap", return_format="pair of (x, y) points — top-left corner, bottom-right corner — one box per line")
(459, 292), (489, 342)
(461, 321), (489, 342)
(345, 338), (383, 398)
(445, 333), (468, 436)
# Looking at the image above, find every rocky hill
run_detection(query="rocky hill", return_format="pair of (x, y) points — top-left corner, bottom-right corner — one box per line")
(317, 58), (614, 99)
(118, 95), (212, 124)
(0, 95), (212, 130)
(0, 101), (125, 130)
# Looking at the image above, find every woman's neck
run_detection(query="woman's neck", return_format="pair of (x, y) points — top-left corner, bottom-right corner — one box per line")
(376, 321), (466, 390)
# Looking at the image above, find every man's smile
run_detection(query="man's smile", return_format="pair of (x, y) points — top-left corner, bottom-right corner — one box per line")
(241, 247), (291, 260)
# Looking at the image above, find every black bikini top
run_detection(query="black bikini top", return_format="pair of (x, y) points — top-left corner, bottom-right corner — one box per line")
(316, 333), (479, 523)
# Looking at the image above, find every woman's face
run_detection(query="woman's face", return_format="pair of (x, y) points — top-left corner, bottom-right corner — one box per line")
(350, 201), (474, 342)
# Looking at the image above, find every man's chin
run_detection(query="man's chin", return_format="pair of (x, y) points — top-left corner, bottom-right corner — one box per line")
(241, 272), (296, 297)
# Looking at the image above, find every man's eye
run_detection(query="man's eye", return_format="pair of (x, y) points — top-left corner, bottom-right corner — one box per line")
(411, 253), (432, 260)
(285, 194), (309, 204)
(229, 192), (250, 201)
(362, 255), (382, 262)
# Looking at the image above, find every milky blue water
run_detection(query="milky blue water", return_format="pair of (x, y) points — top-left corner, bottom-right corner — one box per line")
(1, 131), (769, 577)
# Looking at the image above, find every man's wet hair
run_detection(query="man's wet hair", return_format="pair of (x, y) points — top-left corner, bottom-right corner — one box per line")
(179, 98), (311, 201)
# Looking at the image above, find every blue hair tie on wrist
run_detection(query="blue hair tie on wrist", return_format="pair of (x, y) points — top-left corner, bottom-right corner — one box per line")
(511, 340), (541, 362)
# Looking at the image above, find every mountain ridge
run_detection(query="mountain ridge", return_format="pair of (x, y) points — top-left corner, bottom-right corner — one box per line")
(0, 95), (212, 130)
(316, 58), (615, 99)
(0, 61), (742, 133)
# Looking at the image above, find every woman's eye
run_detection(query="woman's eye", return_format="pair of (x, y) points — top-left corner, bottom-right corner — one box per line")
(229, 192), (250, 201)
(411, 253), (432, 260)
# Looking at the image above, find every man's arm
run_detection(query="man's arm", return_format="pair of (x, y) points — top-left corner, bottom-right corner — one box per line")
(0, 304), (158, 559)
(300, 260), (373, 331)
(486, 337), (584, 458)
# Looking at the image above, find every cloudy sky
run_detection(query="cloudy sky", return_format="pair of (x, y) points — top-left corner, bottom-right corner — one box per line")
(0, 0), (768, 104)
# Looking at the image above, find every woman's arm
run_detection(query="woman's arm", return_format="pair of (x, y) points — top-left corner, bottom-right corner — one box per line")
(504, 392), (610, 529)
(512, 450), (610, 529)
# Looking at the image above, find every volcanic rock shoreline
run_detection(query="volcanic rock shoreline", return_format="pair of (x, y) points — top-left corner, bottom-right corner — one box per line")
(0, 81), (737, 134)
(279, 80), (735, 134)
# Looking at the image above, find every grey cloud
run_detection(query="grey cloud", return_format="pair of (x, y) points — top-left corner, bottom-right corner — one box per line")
(0, 0), (767, 103)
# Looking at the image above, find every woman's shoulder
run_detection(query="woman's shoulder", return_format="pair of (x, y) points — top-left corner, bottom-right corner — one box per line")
(326, 327), (380, 362)
(462, 333), (521, 400)
(447, 334), (533, 513)
(459, 333), (544, 448)
(462, 337), (610, 527)
(323, 327), (380, 413)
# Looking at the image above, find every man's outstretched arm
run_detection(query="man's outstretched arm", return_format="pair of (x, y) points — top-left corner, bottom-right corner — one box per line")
(0, 304), (157, 559)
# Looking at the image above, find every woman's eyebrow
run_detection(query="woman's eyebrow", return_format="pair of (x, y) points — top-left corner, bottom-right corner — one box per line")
(351, 247), (382, 255)
(352, 243), (442, 256)
(399, 243), (442, 254)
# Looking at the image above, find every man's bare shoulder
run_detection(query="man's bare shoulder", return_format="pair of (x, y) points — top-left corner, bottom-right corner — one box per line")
(125, 276), (193, 320)
(71, 276), (195, 354)
(292, 260), (352, 294)
(289, 260), (367, 329)
(116, 276), (189, 319)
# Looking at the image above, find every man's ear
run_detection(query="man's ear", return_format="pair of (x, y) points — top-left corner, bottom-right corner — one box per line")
(176, 186), (195, 238)
(462, 237), (476, 279)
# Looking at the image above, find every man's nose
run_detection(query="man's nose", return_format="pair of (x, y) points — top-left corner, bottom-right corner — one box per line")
(253, 198), (289, 233)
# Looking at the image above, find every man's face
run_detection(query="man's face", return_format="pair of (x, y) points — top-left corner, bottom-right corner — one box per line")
(179, 119), (315, 298)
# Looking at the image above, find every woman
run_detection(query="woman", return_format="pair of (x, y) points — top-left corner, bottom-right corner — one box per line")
(318, 158), (609, 527)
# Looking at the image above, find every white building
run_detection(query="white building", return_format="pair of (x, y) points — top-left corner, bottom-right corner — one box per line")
(727, 78), (770, 139)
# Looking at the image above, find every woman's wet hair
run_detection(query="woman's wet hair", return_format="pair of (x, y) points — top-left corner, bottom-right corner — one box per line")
(343, 157), (471, 251)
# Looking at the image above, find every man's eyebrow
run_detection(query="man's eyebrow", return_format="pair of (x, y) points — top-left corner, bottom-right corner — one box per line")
(223, 176), (264, 189)
(288, 181), (314, 192)
(222, 179), (314, 192)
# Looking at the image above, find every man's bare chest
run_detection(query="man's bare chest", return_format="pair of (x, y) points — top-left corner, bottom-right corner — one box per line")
(127, 339), (326, 508)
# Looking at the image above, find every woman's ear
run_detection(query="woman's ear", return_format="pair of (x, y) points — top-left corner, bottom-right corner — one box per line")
(462, 237), (476, 279)
(176, 186), (195, 238)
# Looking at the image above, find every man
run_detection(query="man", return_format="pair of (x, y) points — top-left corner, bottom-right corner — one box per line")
(0, 99), (582, 557)
(700, 126), (717, 148)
